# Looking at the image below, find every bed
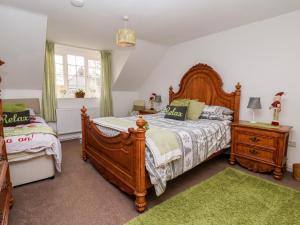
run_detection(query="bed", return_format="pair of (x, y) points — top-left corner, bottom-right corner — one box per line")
(81, 64), (241, 212)
(3, 98), (62, 186)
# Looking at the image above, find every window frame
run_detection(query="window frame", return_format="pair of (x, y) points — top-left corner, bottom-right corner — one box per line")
(54, 44), (101, 99)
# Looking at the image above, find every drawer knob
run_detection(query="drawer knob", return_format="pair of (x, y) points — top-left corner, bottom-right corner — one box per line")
(249, 149), (258, 155)
(249, 136), (260, 143)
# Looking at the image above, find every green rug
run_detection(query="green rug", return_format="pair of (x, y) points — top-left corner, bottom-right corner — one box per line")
(126, 168), (300, 225)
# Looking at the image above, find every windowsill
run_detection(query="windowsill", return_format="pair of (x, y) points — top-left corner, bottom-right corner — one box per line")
(57, 97), (99, 100)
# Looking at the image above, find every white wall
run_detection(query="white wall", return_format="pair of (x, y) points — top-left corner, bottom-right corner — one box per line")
(138, 10), (300, 170)
(1, 89), (42, 99)
(0, 5), (47, 90)
(113, 91), (139, 117)
(112, 48), (131, 84)
(112, 40), (167, 91)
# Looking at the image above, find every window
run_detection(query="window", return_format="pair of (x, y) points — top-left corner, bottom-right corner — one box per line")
(54, 45), (101, 98)
(55, 55), (64, 86)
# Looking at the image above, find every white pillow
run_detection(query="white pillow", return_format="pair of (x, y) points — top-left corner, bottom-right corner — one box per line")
(26, 108), (36, 116)
(200, 105), (233, 121)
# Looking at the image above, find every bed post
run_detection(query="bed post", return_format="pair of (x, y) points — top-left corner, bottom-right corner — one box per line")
(134, 116), (147, 212)
(81, 106), (88, 161)
(233, 83), (241, 122)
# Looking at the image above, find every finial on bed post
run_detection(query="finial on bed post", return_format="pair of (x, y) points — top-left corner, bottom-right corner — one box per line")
(81, 106), (87, 115)
(136, 116), (146, 130)
(235, 82), (241, 94)
(135, 115), (147, 212)
(233, 82), (241, 122)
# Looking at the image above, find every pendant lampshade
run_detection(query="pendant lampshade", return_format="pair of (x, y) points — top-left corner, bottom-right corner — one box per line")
(116, 16), (136, 47)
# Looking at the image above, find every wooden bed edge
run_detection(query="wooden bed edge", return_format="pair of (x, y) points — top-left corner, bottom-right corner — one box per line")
(80, 106), (148, 212)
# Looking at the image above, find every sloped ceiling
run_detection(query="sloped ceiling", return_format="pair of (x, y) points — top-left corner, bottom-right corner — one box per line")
(112, 40), (167, 91)
(2, 1), (300, 92)
(1, 0), (300, 49)
(0, 5), (47, 90)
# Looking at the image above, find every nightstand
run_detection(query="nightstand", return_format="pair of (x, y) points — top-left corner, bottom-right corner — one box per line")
(229, 121), (292, 180)
(138, 109), (159, 115)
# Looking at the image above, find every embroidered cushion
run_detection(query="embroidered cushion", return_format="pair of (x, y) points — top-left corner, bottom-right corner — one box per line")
(187, 100), (205, 121)
(3, 110), (30, 127)
(164, 105), (188, 121)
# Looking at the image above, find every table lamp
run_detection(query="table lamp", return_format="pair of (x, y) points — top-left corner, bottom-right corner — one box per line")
(155, 95), (162, 111)
(247, 97), (262, 123)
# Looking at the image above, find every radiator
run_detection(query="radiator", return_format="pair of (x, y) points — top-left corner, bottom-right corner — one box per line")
(56, 107), (100, 135)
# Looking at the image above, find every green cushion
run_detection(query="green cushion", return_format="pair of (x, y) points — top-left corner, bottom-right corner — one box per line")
(187, 100), (205, 120)
(170, 99), (190, 107)
(3, 103), (26, 112)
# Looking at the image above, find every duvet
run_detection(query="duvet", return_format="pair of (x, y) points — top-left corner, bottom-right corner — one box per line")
(94, 113), (231, 196)
(4, 117), (62, 171)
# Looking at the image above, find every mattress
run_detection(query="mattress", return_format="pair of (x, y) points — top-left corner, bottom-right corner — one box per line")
(9, 152), (55, 187)
(8, 150), (47, 163)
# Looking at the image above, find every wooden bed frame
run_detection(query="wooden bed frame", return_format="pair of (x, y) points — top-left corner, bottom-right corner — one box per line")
(81, 64), (241, 212)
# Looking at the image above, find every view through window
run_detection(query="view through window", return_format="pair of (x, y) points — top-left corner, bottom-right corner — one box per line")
(55, 44), (101, 98)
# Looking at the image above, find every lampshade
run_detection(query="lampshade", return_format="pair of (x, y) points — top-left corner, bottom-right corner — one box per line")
(116, 16), (136, 47)
(247, 97), (262, 109)
(155, 95), (162, 103)
(116, 28), (136, 47)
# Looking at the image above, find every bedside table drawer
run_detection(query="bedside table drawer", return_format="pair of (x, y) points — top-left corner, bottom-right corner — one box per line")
(236, 131), (277, 149)
(235, 144), (274, 163)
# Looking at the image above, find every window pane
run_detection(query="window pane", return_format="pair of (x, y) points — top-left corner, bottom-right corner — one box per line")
(96, 68), (100, 76)
(56, 75), (64, 86)
(88, 67), (96, 76)
(68, 65), (76, 76)
(77, 66), (85, 76)
(55, 55), (63, 64)
(55, 64), (63, 74)
(68, 76), (77, 89)
(77, 76), (85, 88)
(76, 56), (84, 66)
(67, 55), (76, 65)
(88, 60), (96, 67)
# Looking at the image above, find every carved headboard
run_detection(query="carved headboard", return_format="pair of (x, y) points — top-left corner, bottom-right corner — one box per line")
(169, 64), (241, 121)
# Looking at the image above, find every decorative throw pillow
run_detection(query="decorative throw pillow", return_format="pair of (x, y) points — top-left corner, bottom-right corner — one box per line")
(3, 110), (30, 127)
(3, 103), (26, 112)
(164, 105), (188, 121)
(200, 105), (234, 121)
(187, 100), (205, 121)
(202, 105), (233, 115)
(201, 113), (233, 121)
(170, 99), (190, 107)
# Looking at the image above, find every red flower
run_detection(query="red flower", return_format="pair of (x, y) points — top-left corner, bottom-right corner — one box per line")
(149, 97), (154, 100)
(152, 93), (156, 96)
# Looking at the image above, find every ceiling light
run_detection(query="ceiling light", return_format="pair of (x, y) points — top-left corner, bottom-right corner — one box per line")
(116, 16), (136, 48)
(71, 0), (84, 7)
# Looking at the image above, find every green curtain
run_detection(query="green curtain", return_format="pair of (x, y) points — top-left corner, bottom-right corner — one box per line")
(42, 41), (57, 122)
(100, 50), (113, 117)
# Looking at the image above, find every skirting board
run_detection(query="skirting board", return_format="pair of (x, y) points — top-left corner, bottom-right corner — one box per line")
(59, 132), (81, 142)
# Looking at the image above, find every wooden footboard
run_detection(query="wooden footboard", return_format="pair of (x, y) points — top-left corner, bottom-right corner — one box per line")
(81, 107), (148, 212)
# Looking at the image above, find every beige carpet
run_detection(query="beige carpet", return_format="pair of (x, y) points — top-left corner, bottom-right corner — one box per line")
(9, 140), (300, 225)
